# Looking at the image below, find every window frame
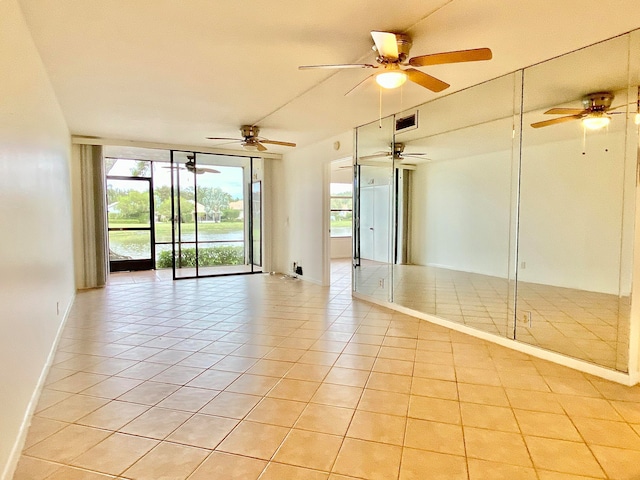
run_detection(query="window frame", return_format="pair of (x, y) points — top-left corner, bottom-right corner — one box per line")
(330, 183), (353, 239)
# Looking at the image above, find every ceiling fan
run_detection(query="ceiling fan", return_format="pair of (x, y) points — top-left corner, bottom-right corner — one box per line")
(207, 125), (296, 152)
(359, 142), (431, 162)
(299, 31), (492, 94)
(344, 143), (431, 168)
(164, 154), (220, 174)
(531, 92), (626, 129)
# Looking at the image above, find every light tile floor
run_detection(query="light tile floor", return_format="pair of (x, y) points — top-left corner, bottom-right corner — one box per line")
(355, 262), (629, 370)
(13, 260), (640, 480)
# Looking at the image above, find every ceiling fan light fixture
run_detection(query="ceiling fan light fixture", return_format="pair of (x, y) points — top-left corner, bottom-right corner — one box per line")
(375, 69), (407, 89)
(582, 112), (611, 130)
(242, 142), (259, 151)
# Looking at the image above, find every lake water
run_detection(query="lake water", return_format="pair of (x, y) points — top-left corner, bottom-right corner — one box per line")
(110, 228), (245, 260)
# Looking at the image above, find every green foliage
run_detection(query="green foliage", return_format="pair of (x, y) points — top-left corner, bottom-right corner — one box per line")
(157, 245), (244, 268)
(330, 197), (352, 210)
(154, 185), (171, 204)
(198, 187), (233, 221)
(155, 197), (197, 222)
(330, 211), (352, 221)
(222, 209), (241, 222)
(130, 161), (150, 177)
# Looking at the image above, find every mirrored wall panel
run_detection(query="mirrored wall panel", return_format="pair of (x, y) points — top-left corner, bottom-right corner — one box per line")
(354, 116), (395, 302)
(353, 29), (639, 372)
(393, 73), (521, 338)
(518, 32), (639, 370)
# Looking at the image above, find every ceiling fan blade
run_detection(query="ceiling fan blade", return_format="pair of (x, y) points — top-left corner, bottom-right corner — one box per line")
(405, 68), (449, 92)
(409, 48), (492, 67)
(359, 152), (391, 161)
(206, 137), (242, 141)
(344, 73), (375, 96)
(543, 108), (587, 115)
(198, 167), (220, 174)
(531, 114), (583, 129)
(256, 142), (268, 152)
(299, 63), (377, 70)
(371, 31), (399, 59)
(260, 139), (297, 147)
(608, 104), (629, 112)
(401, 154), (432, 161)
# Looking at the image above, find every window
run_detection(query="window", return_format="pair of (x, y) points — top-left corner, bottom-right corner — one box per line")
(330, 183), (352, 238)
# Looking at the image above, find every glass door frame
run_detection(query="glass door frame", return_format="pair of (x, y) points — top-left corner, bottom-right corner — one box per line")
(169, 150), (262, 280)
(107, 174), (156, 272)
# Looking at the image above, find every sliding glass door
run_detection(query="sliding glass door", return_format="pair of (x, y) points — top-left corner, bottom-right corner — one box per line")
(170, 151), (262, 279)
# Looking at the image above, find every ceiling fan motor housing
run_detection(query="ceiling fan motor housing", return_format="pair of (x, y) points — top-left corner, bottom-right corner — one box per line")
(241, 125), (260, 139)
(582, 92), (614, 111)
(375, 33), (412, 63)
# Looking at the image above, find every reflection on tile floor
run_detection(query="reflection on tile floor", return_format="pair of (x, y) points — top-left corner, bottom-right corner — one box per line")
(355, 262), (629, 371)
(109, 265), (258, 285)
(14, 259), (640, 480)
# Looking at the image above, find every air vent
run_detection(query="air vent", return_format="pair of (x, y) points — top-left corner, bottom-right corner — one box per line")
(395, 112), (418, 133)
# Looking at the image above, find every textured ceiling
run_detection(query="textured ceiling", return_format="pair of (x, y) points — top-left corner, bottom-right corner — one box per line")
(18, 0), (640, 153)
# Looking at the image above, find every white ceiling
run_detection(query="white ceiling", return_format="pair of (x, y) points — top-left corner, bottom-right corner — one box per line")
(18, 0), (640, 153)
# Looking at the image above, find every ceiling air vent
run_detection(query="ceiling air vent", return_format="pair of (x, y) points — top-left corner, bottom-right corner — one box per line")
(395, 111), (418, 133)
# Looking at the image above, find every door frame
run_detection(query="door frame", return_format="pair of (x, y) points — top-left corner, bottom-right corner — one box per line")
(107, 174), (156, 272)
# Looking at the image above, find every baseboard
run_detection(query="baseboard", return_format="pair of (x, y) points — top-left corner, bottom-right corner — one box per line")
(353, 291), (636, 387)
(282, 271), (323, 286)
(1, 293), (75, 480)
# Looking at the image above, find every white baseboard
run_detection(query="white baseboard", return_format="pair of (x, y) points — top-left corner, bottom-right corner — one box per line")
(353, 291), (636, 387)
(1, 293), (75, 480)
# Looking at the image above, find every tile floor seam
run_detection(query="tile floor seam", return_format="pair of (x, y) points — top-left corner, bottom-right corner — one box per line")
(324, 353), (375, 478)
(14, 263), (640, 480)
(561, 403), (615, 479)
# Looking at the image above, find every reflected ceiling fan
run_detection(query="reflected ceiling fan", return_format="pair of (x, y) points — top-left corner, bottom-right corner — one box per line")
(299, 31), (492, 94)
(164, 154), (220, 175)
(206, 125), (296, 152)
(531, 92), (626, 129)
(360, 143), (432, 162)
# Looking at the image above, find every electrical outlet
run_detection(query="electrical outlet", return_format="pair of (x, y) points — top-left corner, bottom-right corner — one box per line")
(519, 311), (532, 327)
(520, 261), (526, 269)
(378, 278), (385, 288)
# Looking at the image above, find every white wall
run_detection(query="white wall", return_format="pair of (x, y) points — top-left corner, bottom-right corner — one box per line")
(519, 132), (628, 294)
(331, 237), (352, 258)
(409, 131), (631, 295)
(273, 132), (353, 284)
(410, 151), (512, 278)
(0, 0), (74, 477)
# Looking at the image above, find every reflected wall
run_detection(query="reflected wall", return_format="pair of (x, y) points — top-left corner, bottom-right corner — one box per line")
(517, 31), (640, 370)
(353, 30), (639, 373)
